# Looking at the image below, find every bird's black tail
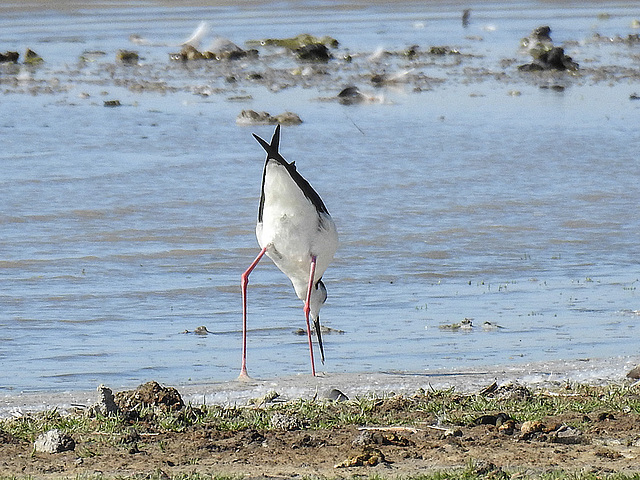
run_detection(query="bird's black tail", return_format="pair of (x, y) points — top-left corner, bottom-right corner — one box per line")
(314, 317), (325, 364)
(252, 124), (281, 160)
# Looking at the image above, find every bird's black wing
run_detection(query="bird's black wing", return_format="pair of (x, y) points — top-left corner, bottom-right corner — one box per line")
(254, 124), (329, 223)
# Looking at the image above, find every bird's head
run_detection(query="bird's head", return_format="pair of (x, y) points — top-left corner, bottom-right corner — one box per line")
(308, 279), (328, 321)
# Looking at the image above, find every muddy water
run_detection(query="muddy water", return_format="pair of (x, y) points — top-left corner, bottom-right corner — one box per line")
(1, 0), (639, 394)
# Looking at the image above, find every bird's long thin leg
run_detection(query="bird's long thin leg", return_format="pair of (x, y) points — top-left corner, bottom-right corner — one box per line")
(303, 255), (318, 376)
(240, 246), (268, 379)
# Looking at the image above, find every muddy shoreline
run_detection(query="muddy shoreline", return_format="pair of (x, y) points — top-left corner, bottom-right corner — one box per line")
(2, 359), (640, 479)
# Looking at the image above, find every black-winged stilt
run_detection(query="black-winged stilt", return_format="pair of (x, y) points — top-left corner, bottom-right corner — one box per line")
(240, 125), (338, 378)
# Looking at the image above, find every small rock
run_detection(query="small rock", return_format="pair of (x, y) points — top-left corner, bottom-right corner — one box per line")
(236, 109), (302, 126)
(296, 43), (331, 62)
(473, 413), (510, 426)
(241, 429), (265, 444)
(429, 46), (460, 55)
(518, 26), (578, 71)
(273, 111), (303, 125)
(181, 326), (211, 334)
(205, 37), (257, 61)
(0, 430), (19, 444)
(24, 48), (44, 65)
(540, 47), (578, 70)
(473, 461), (505, 477)
(34, 429), (75, 453)
(518, 62), (545, 72)
(474, 414), (499, 425)
(478, 381), (498, 395)
(336, 85), (383, 105)
(0, 51), (19, 63)
(117, 50), (139, 65)
(595, 447), (623, 459)
(194, 325), (210, 335)
(335, 446), (385, 468)
(444, 428), (463, 438)
(114, 381), (184, 412)
(482, 321), (504, 330)
(179, 44), (205, 61)
(325, 388), (349, 402)
(248, 390), (280, 406)
(404, 44), (419, 57)
(295, 326), (345, 336)
(520, 25), (553, 53)
(104, 100), (121, 107)
(24, 48), (43, 65)
(237, 110), (275, 125)
(253, 33), (338, 50)
(352, 430), (379, 446)
(269, 412), (301, 430)
(518, 45), (578, 71)
(353, 429), (414, 447)
(521, 420), (545, 435)
(439, 322), (462, 330)
(626, 365), (640, 379)
(337, 86), (365, 104)
(498, 419), (516, 435)
(551, 425), (584, 444)
(89, 384), (119, 416)
(491, 383), (532, 401)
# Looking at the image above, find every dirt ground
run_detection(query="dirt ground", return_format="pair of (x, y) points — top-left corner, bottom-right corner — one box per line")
(3, 383), (640, 479)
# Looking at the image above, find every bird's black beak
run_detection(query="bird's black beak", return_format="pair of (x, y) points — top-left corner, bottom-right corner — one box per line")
(313, 316), (325, 364)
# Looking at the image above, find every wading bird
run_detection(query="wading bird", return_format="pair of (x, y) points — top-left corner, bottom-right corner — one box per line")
(240, 125), (338, 378)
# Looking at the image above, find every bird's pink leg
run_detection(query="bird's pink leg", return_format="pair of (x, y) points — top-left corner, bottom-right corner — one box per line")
(240, 246), (268, 379)
(303, 255), (318, 376)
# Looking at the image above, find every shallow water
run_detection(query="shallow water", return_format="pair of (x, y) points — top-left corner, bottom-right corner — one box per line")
(1, 0), (639, 394)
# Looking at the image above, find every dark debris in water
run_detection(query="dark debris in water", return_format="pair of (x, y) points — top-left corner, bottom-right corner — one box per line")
(249, 33), (339, 50)
(181, 325), (212, 335)
(296, 43), (331, 62)
(116, 49), (139, 65)
(0, 48), (43, 65)
(518, 46), (578, 71)
(2, 24), (640, 99)
(0, 51), (19, 63)
(171, 43), (258, 62)
(293, 325), (345, 335)
(24, 48), (43, 65)
(236, 109), (303, 126)
(518, 26), (579, 71)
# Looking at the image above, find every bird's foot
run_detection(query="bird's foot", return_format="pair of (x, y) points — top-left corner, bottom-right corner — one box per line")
(237, 369), (252, 382)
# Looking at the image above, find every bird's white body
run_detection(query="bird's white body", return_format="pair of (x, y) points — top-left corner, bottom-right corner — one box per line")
(257, 160), (338, 307)
(240, 125), (338, 378)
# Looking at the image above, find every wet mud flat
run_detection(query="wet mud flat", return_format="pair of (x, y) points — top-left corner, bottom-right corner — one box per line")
(2, 359), (640, 479)
(2, 4), (640, 110)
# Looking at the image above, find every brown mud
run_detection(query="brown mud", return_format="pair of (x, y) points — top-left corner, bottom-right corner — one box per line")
(3, 365), (640, 478)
